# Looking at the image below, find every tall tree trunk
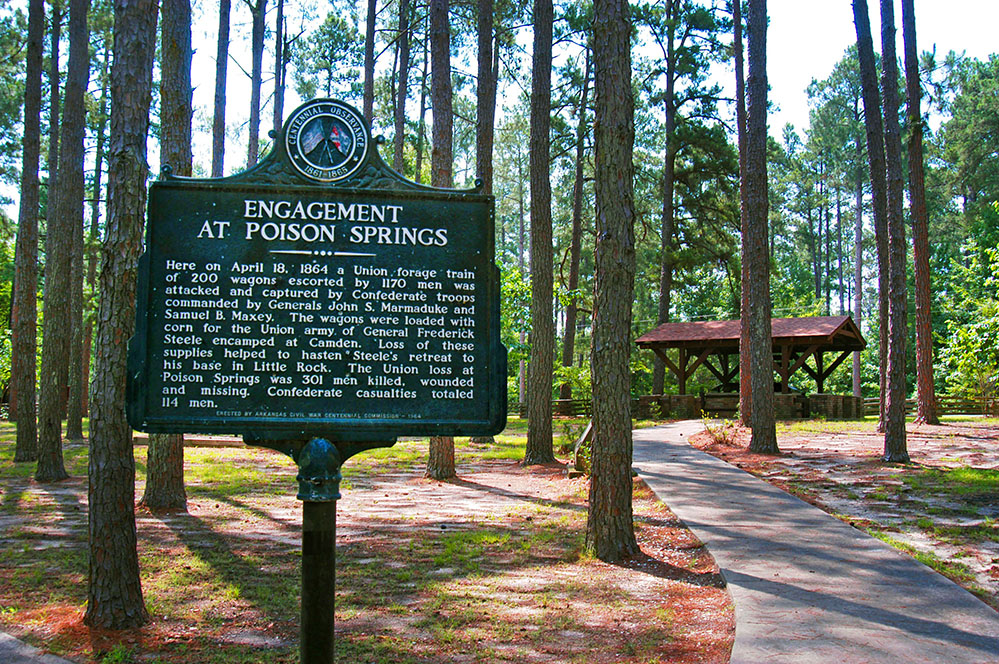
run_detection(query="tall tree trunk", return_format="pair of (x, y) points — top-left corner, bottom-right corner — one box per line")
(586, 0), (638, 563)
(901, 0), (937, 426)
(272, 0), (285, 136)
(84, 0), (157, 629)
(735, 0), (750, 426)
(652, 2), (679, 396)
(525, 0), (555, 466)
(426, 0), (455, 480)
(211, 0), (230, 177)
(37, 0), (88, 482)
(853, 140), (863, 397)
(415, 31), (428, 183)
(246, 0), (266, 167)
(837, 187), (844, 314)
(517, 147), (527, 405)
(475, 0), (496, 193)
(363, 0), (377, 121)
(83, 35), (111, 418)
(46, 0), (61, 197)
(11, 0), (45, 462)
(878, 0), (909, 462)
(852, 0), (890, 433)
(393, 0), (410, 172)
(141, 0), (192, 512)
(745, 0), (777, 454)
(559, 47), (590, 401)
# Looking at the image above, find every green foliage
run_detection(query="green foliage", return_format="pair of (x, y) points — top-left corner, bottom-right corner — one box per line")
(0, 0), (25, 190)
(290, 11), (363, 102)
(937, 238), (999, 399)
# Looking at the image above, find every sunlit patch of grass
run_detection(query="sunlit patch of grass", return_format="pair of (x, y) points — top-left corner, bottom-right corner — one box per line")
(776, 417), (880, 436)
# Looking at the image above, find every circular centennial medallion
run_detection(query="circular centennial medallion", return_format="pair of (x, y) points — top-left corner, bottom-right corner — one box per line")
(285, 100), (369, 182)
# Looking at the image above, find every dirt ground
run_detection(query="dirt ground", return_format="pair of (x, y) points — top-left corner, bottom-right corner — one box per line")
(0, 437), (735, 663)
(689, 418), (999, 610)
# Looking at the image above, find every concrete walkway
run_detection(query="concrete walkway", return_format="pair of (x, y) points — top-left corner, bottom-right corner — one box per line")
(0, 632), (74, 664)
(632, 421), (999, 663)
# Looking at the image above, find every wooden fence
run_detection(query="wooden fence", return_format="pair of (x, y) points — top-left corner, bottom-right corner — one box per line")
(862, 395), (999, 417)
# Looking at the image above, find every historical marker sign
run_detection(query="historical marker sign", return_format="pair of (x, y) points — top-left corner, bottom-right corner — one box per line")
(127, 99), (506, 440)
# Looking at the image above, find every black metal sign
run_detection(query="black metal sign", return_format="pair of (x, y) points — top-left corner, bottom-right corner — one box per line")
(126, 99), (506, 441)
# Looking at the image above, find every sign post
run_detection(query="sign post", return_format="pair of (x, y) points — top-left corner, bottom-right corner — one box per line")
(127, 99), (506, 663)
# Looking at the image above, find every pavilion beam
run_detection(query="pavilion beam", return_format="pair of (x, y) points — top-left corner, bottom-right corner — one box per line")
(820, 350), (852, 383)
(652, 348), (681, 378)
(686, 346), (715, 376)
(678, 347), (688, 395)
(780, 344), (791, 393)
(815, 350), (825, 393)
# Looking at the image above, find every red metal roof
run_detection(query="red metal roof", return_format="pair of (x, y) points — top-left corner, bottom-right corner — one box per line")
(635, 315), (865, 349)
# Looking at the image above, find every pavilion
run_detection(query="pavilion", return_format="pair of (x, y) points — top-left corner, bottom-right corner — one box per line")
(634, 315), (866, 419)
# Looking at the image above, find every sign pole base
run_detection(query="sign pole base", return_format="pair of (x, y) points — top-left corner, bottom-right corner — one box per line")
(301, 500), (336, 664)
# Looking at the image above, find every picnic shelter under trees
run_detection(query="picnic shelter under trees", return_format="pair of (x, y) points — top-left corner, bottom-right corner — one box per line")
(635, 316), (867, 419)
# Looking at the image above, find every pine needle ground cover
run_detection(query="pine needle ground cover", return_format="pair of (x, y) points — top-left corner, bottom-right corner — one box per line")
(691, 417), (999, 610)
(0, 419), (733, 663)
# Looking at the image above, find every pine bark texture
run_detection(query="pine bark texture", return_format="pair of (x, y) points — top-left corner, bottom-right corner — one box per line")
(83, 37), (111, 418)
(141, 0), (193, 511)
(427, 0), (456, 479)
(878, 0), (909, 462)
(37, 0), (89, 482)
(852, 0), (890, 432)
(475, 0), (495, 194)
(393, 0), (410, 172)
(901, 0), (938, 426)
(734, 0), (750, 426)
(211, 0), (230, 177)
(11, 0), (45, 461)
(246, 0), (266, 167)
(559, 48), (590, 401)
(363, 0), (376, 121)
(84, 0), (157, 629)
(525, 0), (555, 466)
(586, 0), (638, 563)
(425, 435), (455, 480)
(63, 0), (93, 441)
(745, 0), (777, 454)
(46, 0), (61, 194)
(429, 0), (452, 188)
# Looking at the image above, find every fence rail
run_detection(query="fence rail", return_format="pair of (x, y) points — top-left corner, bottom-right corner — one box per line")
(517, 395), (999, 419)
(862, 396), (998, 416)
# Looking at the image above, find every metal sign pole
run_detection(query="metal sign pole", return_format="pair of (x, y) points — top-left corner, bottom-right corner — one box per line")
(301, 500), (336, 663)
(294, 437), (343, 664)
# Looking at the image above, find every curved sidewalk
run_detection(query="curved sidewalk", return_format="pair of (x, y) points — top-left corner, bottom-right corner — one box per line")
(632, 421), (999, 663)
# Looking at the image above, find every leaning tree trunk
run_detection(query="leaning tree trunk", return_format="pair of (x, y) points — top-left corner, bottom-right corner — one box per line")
(878, 0), (909, 462)
(426, 0), (456, 480)
(37, 0), (89, 482)
(734, 0), (751, 426)
(524, 0), (555, 466)
(141, 0), (192, 512)
(84, 0), (157, 630)
(901, 0), (937, 426)
(586, 0), (639, 563)
(559, 47), (590, 402)
(272, 0), (286, 136)
(211, 0), (230, 177)
(852, 0), (890, 433)
(745, 0), (777, 454)
(11, 0), (45, 462)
